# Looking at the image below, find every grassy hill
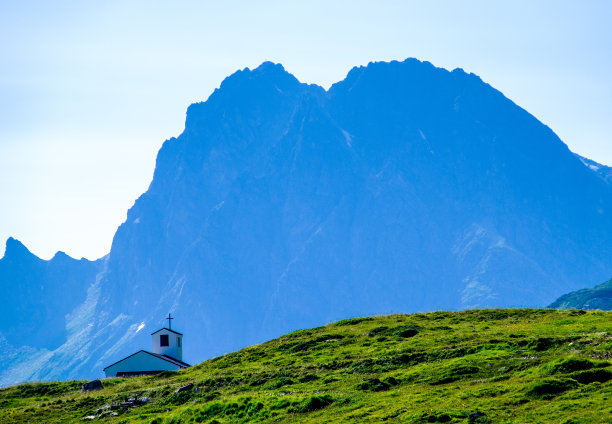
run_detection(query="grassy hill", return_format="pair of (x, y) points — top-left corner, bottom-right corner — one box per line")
(549, 278), (612, 310)
(1, 309), (611, 423)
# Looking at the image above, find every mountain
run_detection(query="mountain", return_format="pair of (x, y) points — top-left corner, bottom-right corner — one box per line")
(549, 278), (612, 310)
(3, 58), (612, 386)
(0, 238), (103, 348)
(575, 154), (612, 185)
(2, 309), (611, 423)
(0, 238), (103, 384)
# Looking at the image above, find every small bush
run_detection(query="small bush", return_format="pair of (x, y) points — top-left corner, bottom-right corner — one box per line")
(368, 325), (420, 338)
(393, 352), (427, 366)
(431, 366), (480, 385)
(528, 378), (578, 397)
(335, 317), (373, 326)
(550, 358), (594, 374)
(152, 371), (177, 379)
(193, 402), (224, 422)
(571, 369), (612, 384)
(271, 399), (294, 410)
(267, 377), (294, 389)
(398, 328), (419, 338)
(161, 390), (192, 405)
(528, 337), (575, 351)
(530, 338), (556, 351)
(384, 376), (399, 386)
(249, 378), (266, 386)
(357, 378), (390, 392)
(426, 414), (453, 423)
(350, 359), (377, 373)
(368, 326), (389, 336)
(299, 374), (319, 383)
(294, 395), (334, 412)
(288, 334), (344, 352)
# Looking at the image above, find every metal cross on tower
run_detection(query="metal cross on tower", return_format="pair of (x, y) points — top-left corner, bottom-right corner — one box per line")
(166, 313), (174, 329)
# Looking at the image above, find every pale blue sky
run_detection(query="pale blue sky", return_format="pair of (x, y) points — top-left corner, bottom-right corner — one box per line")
(1, 0), (611, 259)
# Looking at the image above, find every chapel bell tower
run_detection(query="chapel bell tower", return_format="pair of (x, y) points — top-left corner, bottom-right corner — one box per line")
(151, 313), (183, 361)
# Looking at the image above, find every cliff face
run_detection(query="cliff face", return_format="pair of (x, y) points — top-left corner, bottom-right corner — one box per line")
(3, 59), (612, 385)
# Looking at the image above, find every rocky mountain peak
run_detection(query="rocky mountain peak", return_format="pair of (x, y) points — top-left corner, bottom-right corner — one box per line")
(2, 237), (36, 262)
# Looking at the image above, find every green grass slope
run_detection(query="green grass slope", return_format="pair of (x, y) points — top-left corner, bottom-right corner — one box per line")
(549, 279), (612, 310)
(1, 309), (611, 423)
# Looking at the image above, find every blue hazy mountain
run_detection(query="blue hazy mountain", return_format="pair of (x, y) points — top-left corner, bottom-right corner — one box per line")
(575, 154), (612, 185)
(2, 59), (612, 385)
(0, 238), (102, 349)
(0, 238), (102, 384)
(549, 277), (612, 310)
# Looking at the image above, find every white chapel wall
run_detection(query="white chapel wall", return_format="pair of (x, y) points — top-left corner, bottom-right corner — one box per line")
(152, 329), (183, 361)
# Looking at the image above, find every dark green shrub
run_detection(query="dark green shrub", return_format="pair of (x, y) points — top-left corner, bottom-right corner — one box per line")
(530, 338), (555, 351)
(393, 352), (427, 366)
(294, 395), (334, 412)
(299, 374), (319, 383)
(550, 358), (594, 374)
(271, 399), (293, 410)
(426, 414), (452, 423)
(383, 376), (399, 386)
(357, 378), (390, 392)
(528, 378), (578, 397)
(431, 366), (480, 385)
(249, 378), (266, 386)
(152, 371), (177, 379)
(268, 377), (294, 388)
(351, 359), (377, 373)
(528, 337), (575, 351)
(571, 369), (612, 384)
(289, 334), (344, 352)
(335, 317), (373, 326)
(161, 390), (192, 405)
(368, 325), (420, 338)
(368, 326), (390, 336)
(198, 402), (224, 419)
(398, 328), (419, 338)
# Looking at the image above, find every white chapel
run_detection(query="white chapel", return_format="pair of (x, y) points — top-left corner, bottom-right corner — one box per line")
(103, 314), (191, 378)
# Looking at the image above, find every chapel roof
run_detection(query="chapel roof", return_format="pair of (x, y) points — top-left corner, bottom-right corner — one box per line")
(151, 327), (183, 336)
(103, 350), (191, 371)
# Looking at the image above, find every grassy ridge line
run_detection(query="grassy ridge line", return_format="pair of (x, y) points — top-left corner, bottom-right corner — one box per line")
(0, 309), (611, 423)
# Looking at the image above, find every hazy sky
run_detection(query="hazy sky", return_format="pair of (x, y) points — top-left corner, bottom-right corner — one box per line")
(1, 0), (611, 260)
